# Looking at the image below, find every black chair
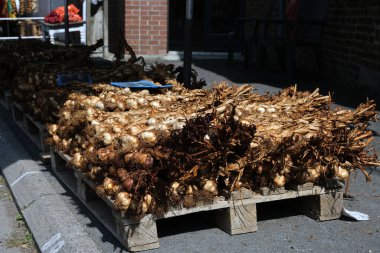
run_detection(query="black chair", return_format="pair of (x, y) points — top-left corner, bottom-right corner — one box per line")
(253, 0), (330, 81)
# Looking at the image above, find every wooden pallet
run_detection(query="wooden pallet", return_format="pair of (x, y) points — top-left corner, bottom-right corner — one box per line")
(50, 147), (343, 252)
(11, 102), (50, 158)
(0, 89), (12, 110)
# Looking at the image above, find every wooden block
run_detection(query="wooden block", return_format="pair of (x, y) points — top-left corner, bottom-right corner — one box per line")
(50, 148), (66, 172)
(114, 217), (159, 251)
(260, 187), (286, 196)
(215, 204), (258, 235)
(75, 172), (98, 202)
(300, 190), (343, 221)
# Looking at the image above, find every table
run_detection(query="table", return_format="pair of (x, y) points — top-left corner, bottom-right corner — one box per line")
(39, 21), (86, 45)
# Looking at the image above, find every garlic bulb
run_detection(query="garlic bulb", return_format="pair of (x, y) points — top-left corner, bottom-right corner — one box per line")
(274, 174), (285, 187)
(121, 134), (139, 149)
(307, 168), (320, 182)
(140, 89), (150, 95)
(203, 180), (218, 195)
(104, 118), (114, 124)
(117, 116), (128, 124)
(95, 101), (105, 110)
(112, 124), (122, 133)
(138, 97), (147, 105)
(48, 124), (58, 135)
(116, 192), (131, 209)
(172, 121), (186, 130)
(52, 134), (60, 143)
(257, 106), (266, 113)
(62, 111), (71, 120)
(103, 177), (115, 191)
(156, 123), (169, 131)
(126, 99), (138, 109)
(150, 101), (160, 108)
(91, 119), (100, 126)
(141, 202), (148, 214)
(117, 101), (126, 110)
(216, 105), (226, 114)
(337, 167), (349, 180)
(186, 185), (194, 195)
(120, 88), (131, 94)
(235, 108), (243, 117)
(72, 152), (83, 168)
(103, 132), (114, 145)
(171, 182), (180, 195)
(130, 125), (145, 136)
(147, 118), (157, 125)
(140, 131), (157, 145)
(144, 194), (153, 207)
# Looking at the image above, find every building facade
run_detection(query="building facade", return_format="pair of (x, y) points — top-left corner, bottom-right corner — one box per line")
(106, 0), (379, 95)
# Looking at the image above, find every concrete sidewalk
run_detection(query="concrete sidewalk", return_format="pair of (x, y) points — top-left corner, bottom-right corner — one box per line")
(0, 174), (37, 253)
(0, 58), (379, 253)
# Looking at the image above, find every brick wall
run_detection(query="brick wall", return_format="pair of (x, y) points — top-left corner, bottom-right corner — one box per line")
(123, 0), (168, 55)
(322, 0), (380, 94)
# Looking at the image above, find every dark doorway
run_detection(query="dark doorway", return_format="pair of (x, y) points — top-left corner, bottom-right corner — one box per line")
(169, 0), (245, 52)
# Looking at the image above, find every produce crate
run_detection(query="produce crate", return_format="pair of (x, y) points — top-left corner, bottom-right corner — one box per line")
(50, 147), (343, 252)
(0, 89), (12, 110)
(11, 102), (50, 155)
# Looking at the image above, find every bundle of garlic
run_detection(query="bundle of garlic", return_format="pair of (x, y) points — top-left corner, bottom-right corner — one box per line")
(46, 82), (379, 219)
(0, 39), (103, 99)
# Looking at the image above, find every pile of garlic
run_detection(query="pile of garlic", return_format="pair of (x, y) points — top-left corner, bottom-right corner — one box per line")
(46, 83), (379, 217)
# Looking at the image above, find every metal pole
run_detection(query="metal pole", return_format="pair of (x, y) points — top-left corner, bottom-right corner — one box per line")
(64, 0), (70, 46)
(183, 0), (193, 88)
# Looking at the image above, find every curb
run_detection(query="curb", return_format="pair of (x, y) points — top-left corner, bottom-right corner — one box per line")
(0, 113), (101, 253)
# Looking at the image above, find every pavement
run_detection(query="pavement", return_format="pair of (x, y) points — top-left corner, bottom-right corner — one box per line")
(0, 57), (379, 253)
(0, 174), (37, 253)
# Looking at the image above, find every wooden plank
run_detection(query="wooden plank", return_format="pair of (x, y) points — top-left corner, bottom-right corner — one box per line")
(289, 182), (314, 191)
(260, 186), (286, 195)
